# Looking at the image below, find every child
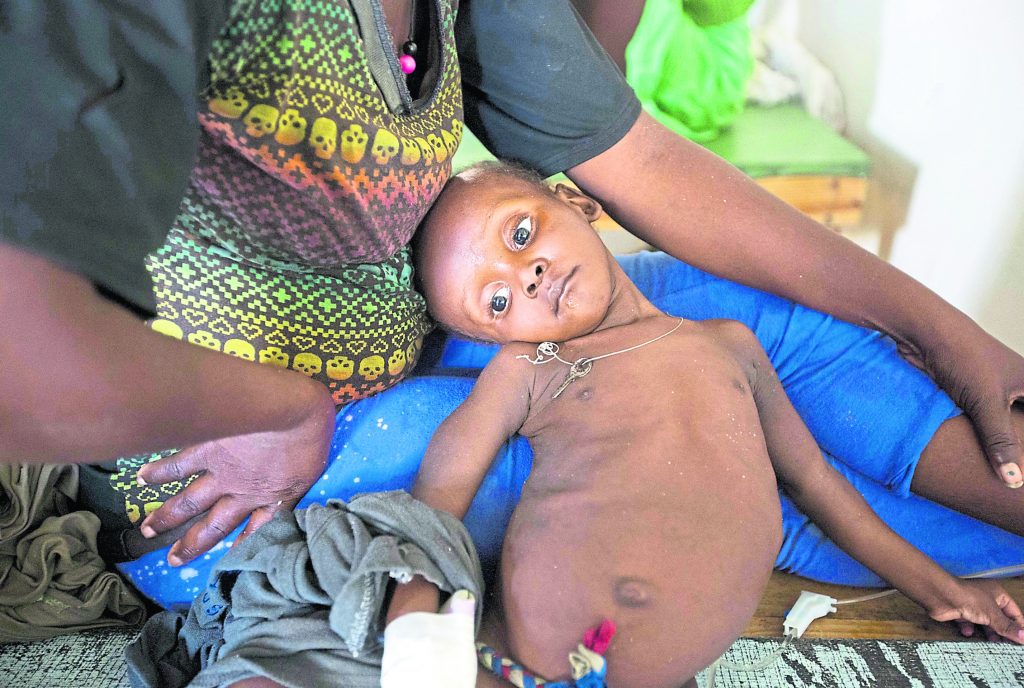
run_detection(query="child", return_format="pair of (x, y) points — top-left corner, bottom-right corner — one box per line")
(385, 162), (1024, 688)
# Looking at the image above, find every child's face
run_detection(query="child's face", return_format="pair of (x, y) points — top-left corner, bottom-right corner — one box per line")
(417, 172), (618, 344)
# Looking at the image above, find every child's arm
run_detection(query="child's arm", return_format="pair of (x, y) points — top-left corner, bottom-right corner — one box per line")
(722, 322), (1024, 643)
(387, 346), (532, 622)
(411, 346), (532, 519)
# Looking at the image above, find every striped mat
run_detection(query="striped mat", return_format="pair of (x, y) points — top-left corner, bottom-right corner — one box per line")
(2, 632), (1023, 687)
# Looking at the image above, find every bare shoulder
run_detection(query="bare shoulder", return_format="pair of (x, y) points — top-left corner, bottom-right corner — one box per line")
(695, 318), (761, 357)
(468, 341), (536, 405)
(478, 342), (544, 384)
(694, 319), (772, 382)
(494, 341), (546, 365)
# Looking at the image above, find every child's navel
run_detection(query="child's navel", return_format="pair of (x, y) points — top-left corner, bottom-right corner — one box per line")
(613, 577), (655, 608)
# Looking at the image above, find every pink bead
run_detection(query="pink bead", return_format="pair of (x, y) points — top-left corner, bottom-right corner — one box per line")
(399, 54), (416, 75)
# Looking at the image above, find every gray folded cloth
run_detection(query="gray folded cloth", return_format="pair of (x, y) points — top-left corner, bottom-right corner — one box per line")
(125, 491), (484, 688)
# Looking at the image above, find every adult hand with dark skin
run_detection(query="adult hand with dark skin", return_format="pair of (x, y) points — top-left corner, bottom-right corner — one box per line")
(892, 333), (1024, 487)
(136, 427), (333, 566)
(136, 424), (333, 566)
(568, 111), (1024, 486)
(0, 243), (337, 564)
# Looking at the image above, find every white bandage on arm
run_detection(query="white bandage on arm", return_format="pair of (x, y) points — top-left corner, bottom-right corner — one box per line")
(380, 601), (476, 688)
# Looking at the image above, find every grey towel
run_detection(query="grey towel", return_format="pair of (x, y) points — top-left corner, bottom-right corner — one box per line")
(125, 491), (484, 688)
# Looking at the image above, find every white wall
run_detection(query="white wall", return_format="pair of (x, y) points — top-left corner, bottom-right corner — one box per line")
(796, 0), (1024, 354)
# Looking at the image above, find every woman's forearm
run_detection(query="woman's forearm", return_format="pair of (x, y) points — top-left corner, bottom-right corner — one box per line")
(0, 243), (334, 463)
(567, 110), (961, 346)
(571, 111), (1024, 480)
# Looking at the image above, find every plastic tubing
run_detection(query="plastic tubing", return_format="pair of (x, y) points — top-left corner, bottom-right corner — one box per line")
(837, 561), (1024, 605)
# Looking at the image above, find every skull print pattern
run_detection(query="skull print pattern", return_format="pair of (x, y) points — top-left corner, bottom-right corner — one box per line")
(108, 0), (460, 520)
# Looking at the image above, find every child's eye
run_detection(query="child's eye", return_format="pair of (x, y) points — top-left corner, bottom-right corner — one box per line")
(511, 217), (532, 248)
(490, 285), (511, 314)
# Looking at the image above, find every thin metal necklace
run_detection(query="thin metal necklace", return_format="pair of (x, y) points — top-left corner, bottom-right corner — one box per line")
(517, 318), (685, 399)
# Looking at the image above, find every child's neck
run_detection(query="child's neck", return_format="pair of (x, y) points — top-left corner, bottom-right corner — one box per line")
(581, 261), (664, 336)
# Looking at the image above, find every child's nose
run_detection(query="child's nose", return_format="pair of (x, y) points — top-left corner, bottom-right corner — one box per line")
(521, 260), (546, 297)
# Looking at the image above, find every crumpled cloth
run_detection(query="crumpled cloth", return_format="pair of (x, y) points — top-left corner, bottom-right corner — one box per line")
(0, 463), (145, 641)
(125, 491), (484, 688)
(626, 0), (754, 142)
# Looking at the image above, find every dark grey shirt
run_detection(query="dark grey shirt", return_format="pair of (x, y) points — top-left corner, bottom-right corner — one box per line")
(0, 1), (229, 311)
(125, 492), (484, 688)
(457, 0), (641, 176)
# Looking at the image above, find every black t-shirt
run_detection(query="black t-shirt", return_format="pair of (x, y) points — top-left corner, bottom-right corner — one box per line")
(0, 0), (639, 311)
(0, 1), (229, 312)
(457, 0), (641, 176)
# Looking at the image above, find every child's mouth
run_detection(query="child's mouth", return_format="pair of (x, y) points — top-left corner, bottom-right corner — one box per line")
(549, 267), (577, 316)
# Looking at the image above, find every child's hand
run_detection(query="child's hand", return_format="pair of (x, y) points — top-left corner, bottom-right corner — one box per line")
(381, 590), (477, 688)
(927, 579), (1024, 643)
(385, 575), (442, 625)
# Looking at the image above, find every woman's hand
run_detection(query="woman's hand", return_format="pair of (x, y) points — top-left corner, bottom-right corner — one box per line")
(136, 393), (335, 566)
(896, 323), (1024, 487)
(927, 579), (1024, 643)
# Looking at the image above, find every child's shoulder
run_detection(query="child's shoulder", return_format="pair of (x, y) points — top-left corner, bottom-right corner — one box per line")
(471, 343), (540, 423)
(691, 319), (775, 389)
(693, 317), (757, 342)
(691, 318), (766, 361)
(492, 341), (547, 364)
(477, 341), (546, 381)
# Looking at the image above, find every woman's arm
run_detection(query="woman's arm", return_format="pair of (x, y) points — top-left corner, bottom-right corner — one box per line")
(0, 243), (336, 561)
(725, 322), (1024, 641)
(568, 111), (1024, 485)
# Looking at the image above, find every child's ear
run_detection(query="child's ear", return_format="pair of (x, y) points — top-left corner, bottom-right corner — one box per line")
(553, 183), (603, 222)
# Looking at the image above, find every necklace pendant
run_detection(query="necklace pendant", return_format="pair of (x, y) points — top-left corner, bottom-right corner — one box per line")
(551, 358), (593, 399)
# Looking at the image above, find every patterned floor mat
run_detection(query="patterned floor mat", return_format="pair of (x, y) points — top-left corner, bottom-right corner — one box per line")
(2, 633), (1023, 687)
(706, 638), (1024, 687)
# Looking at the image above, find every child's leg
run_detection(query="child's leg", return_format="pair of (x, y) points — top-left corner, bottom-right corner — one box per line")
(778, 451), (1024, 586)
(614, 250), (983, 489)
(910, 409), (1024, 536)
(621, 252), (1024, 549)
(619, 252), (960, 482)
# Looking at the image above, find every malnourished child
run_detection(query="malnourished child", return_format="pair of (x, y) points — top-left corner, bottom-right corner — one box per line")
(385, 161), (1024, 688)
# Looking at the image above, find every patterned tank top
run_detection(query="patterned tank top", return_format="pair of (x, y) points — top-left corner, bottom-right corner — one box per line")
(113, 1), (463, 526)
(188, 0), (462, 271)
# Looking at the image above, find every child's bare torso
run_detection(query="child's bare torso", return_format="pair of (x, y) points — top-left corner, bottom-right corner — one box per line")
(498, 317), (783, 687)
